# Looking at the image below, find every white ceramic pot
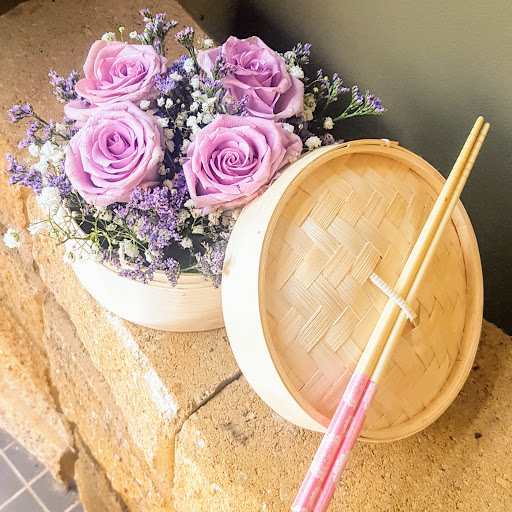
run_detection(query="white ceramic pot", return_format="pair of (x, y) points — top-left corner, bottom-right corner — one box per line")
(67, 241), (224, 332)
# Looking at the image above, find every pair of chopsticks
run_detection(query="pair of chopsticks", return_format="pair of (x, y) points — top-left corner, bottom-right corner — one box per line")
(292, 117), (490, 512)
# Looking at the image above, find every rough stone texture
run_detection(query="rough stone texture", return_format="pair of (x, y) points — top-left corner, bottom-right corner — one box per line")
(74, 434), (127, 512)
(0, 234), (45, 345)
(0, 300), (74, 480)
(43, 292), (176, 511)
(31, 220), (240, 490)
(175, 320), (512, 511)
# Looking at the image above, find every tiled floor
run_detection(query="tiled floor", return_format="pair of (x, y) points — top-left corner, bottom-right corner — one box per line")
(0, 428), (83, 512)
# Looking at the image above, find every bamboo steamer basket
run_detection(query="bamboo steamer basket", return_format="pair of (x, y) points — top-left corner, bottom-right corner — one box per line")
(222, 140), (482, 441)
(66, 234), (224, 332)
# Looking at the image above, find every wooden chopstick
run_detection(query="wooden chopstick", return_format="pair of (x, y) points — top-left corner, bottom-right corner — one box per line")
(309, 120), (490, 512)
(292, 117), (488, 512)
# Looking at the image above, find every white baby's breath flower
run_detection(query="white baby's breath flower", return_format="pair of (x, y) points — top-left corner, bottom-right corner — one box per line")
(139, 100), (151, 110)
(89, 248), (103, 262)
(178, 209), (191, 222)
(164, 128), (175, 139)
(38, 187), (61, 209)
(305, 136), (322, 151)
(289, 65), (304, 79)
(181, 139), (192, 154)
(186, 116), (198, 128)
(129, 31), (138, 39)
(282, 123), (295, 133)
(208, 210), (222, 226)
(180, 237), (193, 249)
(191, 90), (203, 100)
(203, 39), (214, 48)
(157, 97), (165, 107)
(165, 98), (174, 109)
(192, 124), (201, 135)
(323, 117), (334, 130)
(101, 32), (117, 41)
(163, 179), (173, 189)
(303, 109), (314, 122)
(55, 122), (68, 135)
(63, 251), (76, 264)
(183, 58), (195, 74)
(99, 210), (113, 222)
(157, 117), (169, 127)
(284, 50), (296, 62)
(202, 113), (214, 125)
(158, 164), (167, 176)
(3, 228), (23, 248)
(189, 102), (199, 112)
(190, 75), (200, 89)
(166, 140), (175, 152)
(184, 199), (195, 209)
(191, 224), (204, 235)
(124, 240), (140, 258)
(28, 143), (40, 157)
(170, 72), (183, 82)
(190, 208), (202, 219)
(144, 250), (154, 263)
(28, 221), (46, 235)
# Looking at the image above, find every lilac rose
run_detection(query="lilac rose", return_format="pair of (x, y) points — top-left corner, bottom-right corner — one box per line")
(65, 41), (167, 123)
(197, 36), (304, 121)
(183, 114), (302, 214)
(65, 102), (164, 206)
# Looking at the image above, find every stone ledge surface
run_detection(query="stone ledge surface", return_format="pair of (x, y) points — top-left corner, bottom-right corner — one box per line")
(43, 293), (175, 511)
(175, 320), (512, 511)
(31, 199), (240, 490)
(0, 298), (74, 480)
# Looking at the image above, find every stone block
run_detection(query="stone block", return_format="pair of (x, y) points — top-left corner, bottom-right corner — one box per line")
(43, 292), (174, 511)
(174, 320), (512, 511)
(0, 304), (74, 481)
(74, 434), (127, 512)
(0, 236), (45, 346)
(32, 221), (240, 490)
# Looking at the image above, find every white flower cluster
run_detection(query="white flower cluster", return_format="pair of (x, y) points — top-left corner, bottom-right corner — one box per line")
(101, 32), (117, 42)
(303, 93), (317, 122)
(283, 51), (305, 81)
(28, 141), (67, 183)
(3, 228), (23, 248)
(118, 239), (140, 262)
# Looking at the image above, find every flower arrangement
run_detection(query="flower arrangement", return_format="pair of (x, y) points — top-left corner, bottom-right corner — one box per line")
(5, 9), (384, 288)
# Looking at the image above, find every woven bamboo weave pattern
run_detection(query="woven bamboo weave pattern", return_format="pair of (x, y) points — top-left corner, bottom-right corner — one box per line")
(264, 153), (467, 433)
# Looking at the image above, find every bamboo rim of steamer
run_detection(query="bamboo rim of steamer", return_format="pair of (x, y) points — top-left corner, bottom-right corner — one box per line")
(221, 139), (483, 440)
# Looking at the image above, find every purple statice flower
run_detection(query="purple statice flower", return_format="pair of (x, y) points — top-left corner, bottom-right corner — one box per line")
(194, 240), (227, 288)
(48, 161), (73, 198)
(352, 85), (364, 104)
(132, 10), (177, 54)
(175, 26), (194, 45)
(7, 103), (33, 124)
(5, 153), (43, 193)
(294, 42), (312, 65)
(155, 72), (177, 95)
(48, 70), (81, 103)
(114, 176), (189, 253)
(211, 53), (236, 81)
(118, 255), (155, 284)
(18, 119), (44, 149)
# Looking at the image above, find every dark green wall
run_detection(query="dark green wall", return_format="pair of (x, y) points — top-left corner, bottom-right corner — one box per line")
(183, 0), (512, 333)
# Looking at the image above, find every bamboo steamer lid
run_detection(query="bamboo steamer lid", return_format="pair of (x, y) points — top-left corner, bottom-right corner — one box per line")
(222, 140), (482, 441)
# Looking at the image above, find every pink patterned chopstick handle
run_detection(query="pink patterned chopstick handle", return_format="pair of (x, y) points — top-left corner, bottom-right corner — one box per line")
(291, 370), (370, 512)
(312, 380), (378, 512)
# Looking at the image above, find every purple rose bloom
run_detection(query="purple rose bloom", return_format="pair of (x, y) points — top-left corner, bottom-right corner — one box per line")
(183, 115), (302, 214)
(197, 36), (304, 121)
(65, 102), (164, 206)
(65, 41), (167, 124)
